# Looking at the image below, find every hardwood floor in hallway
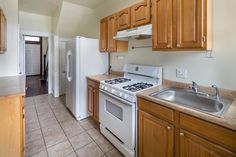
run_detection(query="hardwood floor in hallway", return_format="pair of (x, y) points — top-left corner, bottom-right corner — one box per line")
(26, 76), (48, 97)
(25, 94), (124, 157)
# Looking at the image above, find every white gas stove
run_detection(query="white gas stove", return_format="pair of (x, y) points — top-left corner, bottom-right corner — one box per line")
(99, 64), (162, 157)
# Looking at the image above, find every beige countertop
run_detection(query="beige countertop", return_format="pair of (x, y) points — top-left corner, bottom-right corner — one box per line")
(0, 75), (25, 98)
(137, 81), (236, 131)
(87, 73), (122, 83)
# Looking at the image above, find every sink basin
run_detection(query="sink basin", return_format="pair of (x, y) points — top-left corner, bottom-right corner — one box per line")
(150, 88), (232, 117)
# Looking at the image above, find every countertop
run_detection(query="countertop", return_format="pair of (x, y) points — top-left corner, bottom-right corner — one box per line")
(137, 81), (236, 131)
(87, 73), (122, 83)
(0, 75), (26, 98)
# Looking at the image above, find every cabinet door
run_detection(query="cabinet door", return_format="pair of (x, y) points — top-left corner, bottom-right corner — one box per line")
(176, 0), (206, 48)
(152, 0), (173, 50)
(180, 130), (236, 157)
(100, 18), (107, 52)
(139, 110), (174, 157)
(93, 89), (99, 122)
(107, 14), (117, 52)
(131, 0), (151, 27)
(21, 97), (25, 157)
(117, 8), (131, 31)
(88, 86), (94, 115)
(0, 10), (7, 52)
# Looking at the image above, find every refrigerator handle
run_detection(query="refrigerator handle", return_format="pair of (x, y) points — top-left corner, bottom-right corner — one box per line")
(67, 51), (72, 82)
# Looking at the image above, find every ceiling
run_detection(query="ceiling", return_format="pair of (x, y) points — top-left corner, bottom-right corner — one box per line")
(18, 0), (107, 16)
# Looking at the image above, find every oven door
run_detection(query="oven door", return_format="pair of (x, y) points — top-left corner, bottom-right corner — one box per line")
(99, 89), (136, 150)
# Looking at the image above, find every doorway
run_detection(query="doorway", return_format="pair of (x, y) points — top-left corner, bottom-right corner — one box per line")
(24, 36), (49, 97)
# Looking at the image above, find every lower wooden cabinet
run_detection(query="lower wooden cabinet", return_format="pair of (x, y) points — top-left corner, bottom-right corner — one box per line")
(139, 110), (174, 157)
(87, 79), (100, 122)
(0, 96), (25, 157)
(180, 130), (236, 157)
(138, 98), (236, 157)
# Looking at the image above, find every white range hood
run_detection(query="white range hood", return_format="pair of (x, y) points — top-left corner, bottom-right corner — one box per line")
(114, 24), (152, 41)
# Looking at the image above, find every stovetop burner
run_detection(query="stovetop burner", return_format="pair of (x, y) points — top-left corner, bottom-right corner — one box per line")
(104, 77), (131, 85)
(123, 82), (154, 92)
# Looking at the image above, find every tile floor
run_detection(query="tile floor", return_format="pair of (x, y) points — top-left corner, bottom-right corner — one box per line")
(25, 94), (124, 157)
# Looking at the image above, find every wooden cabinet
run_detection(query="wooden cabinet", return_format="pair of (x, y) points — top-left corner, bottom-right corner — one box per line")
(100, 15), (128, 53)
(131, 0), (151, 27)
(180, 130), (236, 157)
(100, 18), (107, 52)
(139, 110), (174, 157)
(0, 8), (7, 53)
(0, 96), (25, 157)
(87, 79), (100, 122)
(138, 98), (236, 157)
(176, 0), (206, 49)
(152, 0), (212, 51)
(152, 0), (173, 50)
(117, 8), (131, 31)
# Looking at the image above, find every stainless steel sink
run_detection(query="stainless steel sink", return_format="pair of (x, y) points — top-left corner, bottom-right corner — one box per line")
(150, 88), (233, 117)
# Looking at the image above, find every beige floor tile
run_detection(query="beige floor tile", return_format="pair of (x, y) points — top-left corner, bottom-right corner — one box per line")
(76, 142), (104, 157)
(95, 136), (114, 153)
(26, 97), (34, 105)
(79, 118), (96, 130)
(65, 152), (77, 157)
(47, 140), (74, 157)
(69, 132), (93, 150)
(26, 129), (43, 144)
(25, 138), (46, 157)
(29, 150), (48, 157)
(53, 108), (74, 122)
(26, 112), (39, 124)
(26, 121), (41, 133)
(40, 117), (59, 128)
(34, 95), (50, 104)
(60, 119), (85, 138)
(106, 149), (124, 157)
(87, 128), (103, 141)
(50, 102), (66, 110)
(38, 111), (55, 122)
(42, 125), (67, 147)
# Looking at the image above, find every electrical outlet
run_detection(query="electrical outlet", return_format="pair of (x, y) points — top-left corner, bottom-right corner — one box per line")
(176, 69), (188, 79)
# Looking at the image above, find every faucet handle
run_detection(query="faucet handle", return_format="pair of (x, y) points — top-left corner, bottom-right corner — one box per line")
(212, 85), (220, 101)
(190, 81), (198, 92)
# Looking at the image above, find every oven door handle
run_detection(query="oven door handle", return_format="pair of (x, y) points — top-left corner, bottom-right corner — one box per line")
(99, 89), (135, 106)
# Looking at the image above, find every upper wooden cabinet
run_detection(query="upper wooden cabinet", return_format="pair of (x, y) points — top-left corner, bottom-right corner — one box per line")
(117, 8), (131, 31)
(100, 18), (108, 52)
(152, 0), (212, 51)
(0, 8), (7, 53)
(131, 0), (151, 27)
(152, 0), (173, 50)
(100, 14), (128, 53)
(176, 0), (206, 49)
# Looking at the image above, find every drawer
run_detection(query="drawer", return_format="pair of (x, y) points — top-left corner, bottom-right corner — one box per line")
(180, 113), (236, 152)
(138, 98), (174, 123)
(87, 79), (100, 89)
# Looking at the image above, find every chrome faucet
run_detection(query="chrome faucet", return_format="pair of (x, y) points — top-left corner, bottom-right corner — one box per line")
(190, 81), (198, 93)
(212, 85), (220, 101)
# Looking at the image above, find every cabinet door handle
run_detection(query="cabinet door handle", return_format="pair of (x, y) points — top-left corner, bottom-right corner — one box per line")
(180, 132), (184, 136)
(176, 44), (180, 47)
(167, 44), (171, 48)
(167, 126), (171, 130)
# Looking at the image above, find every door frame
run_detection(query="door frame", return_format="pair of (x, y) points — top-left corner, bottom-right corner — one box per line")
(19, 30), (53, 95)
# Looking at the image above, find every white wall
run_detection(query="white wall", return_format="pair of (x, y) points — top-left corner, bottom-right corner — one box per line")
(93, 0), (236, 90)
(0, 0), (19, 76)
(19, 11), (52, 33)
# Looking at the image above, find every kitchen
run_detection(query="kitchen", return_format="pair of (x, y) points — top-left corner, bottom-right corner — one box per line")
(0, 0), (236, 157)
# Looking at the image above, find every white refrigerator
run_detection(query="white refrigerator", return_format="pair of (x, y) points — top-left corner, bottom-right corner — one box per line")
(65, 37), (108, 120)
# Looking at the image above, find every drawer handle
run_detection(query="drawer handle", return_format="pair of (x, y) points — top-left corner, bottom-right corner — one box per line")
(180, 132), (184, 136)
(176, 44), (180, 47)
(167, 126), (171, 130)
(167, 44), (171, 48)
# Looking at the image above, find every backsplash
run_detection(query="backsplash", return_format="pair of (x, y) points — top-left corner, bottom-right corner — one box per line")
(110, 38), (236, 90)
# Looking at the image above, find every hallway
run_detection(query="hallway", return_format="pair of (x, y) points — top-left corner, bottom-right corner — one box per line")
(25, 94), (123, 157)
(26, 76), (48, 97)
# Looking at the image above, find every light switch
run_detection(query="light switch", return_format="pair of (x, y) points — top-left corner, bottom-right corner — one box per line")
(176, 68), (188, 79)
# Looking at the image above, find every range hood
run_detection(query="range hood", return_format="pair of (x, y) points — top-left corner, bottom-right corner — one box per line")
(114, 24), (152, 41)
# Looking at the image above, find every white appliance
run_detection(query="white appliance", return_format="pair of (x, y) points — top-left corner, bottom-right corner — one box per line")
(66, 36), (108, 120)
(114, 24), (152, 41)
(99, 64), (163, 157)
